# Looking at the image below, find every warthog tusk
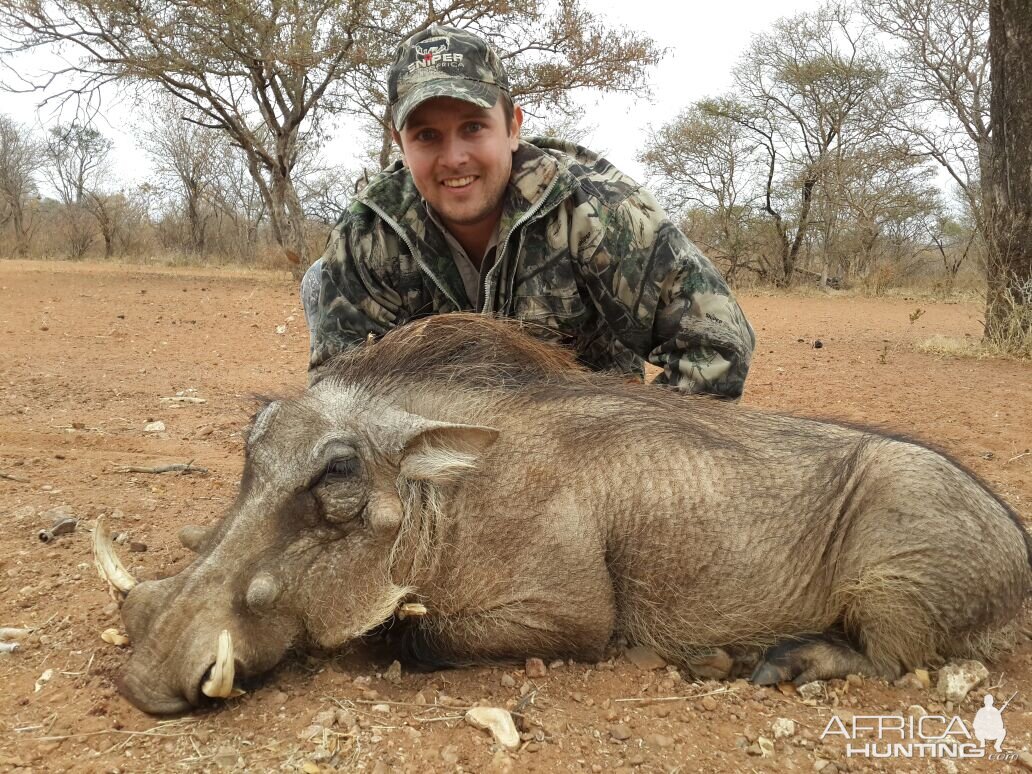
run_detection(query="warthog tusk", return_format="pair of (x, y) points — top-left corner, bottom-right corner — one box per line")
(201, 630), (236, 699)
(397, 602), (427, 619)
(92, 518), (137, 598)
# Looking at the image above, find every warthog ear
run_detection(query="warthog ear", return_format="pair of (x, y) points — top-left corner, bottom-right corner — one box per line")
(399, 421), (499, 484)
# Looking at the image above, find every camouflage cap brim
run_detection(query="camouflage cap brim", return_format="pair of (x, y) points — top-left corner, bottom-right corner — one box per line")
(393, 79), (500, 129)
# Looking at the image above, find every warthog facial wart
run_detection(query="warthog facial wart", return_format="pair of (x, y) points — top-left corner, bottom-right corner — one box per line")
(98, 314), (1032, 715)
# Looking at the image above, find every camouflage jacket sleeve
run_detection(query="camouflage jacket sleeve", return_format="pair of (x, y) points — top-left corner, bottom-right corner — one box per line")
(588, 188), (756, 399)
(307, 213), (403, 379)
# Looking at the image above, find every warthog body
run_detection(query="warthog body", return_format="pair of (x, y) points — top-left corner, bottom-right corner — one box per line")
(104, 314), (1031, 714)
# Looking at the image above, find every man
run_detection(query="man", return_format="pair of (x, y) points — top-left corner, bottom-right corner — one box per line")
(304, 25), (756, 398)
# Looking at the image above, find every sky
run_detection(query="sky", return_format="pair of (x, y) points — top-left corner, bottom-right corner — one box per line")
(1, 0), (829, 193)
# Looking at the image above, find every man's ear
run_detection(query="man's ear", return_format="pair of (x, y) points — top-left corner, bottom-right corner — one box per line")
(509, 104), (523, 151)
(399, 422), (499, 484)
(392, 128), (406, 163)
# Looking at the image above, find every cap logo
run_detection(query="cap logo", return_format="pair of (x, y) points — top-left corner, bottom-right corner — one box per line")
(407, 35), (464, 72)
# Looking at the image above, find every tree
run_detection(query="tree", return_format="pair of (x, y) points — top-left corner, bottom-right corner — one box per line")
(639, 105), (763, 284)
(43, 123), (113, 259)
(0, 0), (661, 269)
(0, 114), (40, 257)
(985, 0), (1032, 352)
(138, 99), (222, 254)
(862, 0), (991, 233)
(712, 5), (890, 285)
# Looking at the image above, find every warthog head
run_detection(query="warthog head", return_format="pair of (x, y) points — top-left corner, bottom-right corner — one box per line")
(97, 383), (498, 714)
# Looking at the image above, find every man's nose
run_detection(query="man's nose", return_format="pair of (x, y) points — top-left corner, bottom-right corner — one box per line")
(439, 134), (470, 168)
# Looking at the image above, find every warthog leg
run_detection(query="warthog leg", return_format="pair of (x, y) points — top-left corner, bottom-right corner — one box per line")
(750, 632), (885, 685)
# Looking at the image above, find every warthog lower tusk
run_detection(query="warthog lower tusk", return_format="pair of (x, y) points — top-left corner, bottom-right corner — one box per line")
(201, 630), (236, 699)
(397, 602), (428, 619)
(92, 518), (137, 598)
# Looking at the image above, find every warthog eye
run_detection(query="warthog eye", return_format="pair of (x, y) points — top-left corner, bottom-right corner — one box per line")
(324, 456), (359, 479)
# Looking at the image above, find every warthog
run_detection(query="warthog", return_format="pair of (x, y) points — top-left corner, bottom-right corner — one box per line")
(95, 314), (1032, 714)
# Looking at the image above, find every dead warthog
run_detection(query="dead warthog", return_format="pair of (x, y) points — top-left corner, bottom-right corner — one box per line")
(95, 314), (1032, 714)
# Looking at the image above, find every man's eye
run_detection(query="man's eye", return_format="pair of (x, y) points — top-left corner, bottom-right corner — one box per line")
(324, 457), (359, 478)
(465, 122), (483, 134)
(415, 129), (437, 142)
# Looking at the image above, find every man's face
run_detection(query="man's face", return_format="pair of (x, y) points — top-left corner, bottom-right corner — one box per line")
(394, 97), (522, 238)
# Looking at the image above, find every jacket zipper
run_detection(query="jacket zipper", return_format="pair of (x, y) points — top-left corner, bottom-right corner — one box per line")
(481, 172), (562, 315)
(362, 199), (463, 310)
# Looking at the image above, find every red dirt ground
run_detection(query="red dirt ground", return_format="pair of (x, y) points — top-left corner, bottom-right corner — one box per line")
(0, 260), (1029, 773)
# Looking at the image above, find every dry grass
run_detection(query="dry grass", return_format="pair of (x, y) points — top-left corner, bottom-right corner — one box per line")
(917, 333), (1031, 361)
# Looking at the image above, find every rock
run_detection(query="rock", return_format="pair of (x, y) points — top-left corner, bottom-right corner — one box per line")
(914, 668), (931, 689)
(525, 657), (547, 678)
(440, 744), (460, 765)
(624, 645), (666, 670)
(701, 696), (718, 712)
(500, 673), (516, 688)
(797, 681), (825, 701)
(269, 689), (288, 706)
(486, 749), (514, 773)
(143, 421), (165, 433)
(384, 660), (402, 685)
(813, 760), (837, 773)
(772, 717), (795, 738)
(906, 704), (927, 719)
(644, 733), (674, 748)
(626, 752), (646, 766)
(333, 708), (355, 728)
(894, 673), (925, 690)
(371, 703), (391, 714)
(100, 629), (129, 647)
(937, 660), (988, 703)
(548, 659), (564, 670)
(301, 763), (321, 774)
(465, 707), (520, 750)
(312, 710), (336, 728)
(128, 542), (147, 553)
(686, 648), (733, 680)
(299, 724), (324, 740)
(213, 747), (239, 769)
(275, 325), (287, 335)
(609, 723), (633, 741)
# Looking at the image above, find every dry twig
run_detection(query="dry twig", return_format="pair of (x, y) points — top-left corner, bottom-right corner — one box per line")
(614, 686), (730, 704)
(0, 471), (29, 483)
(114, 461), (208, 475)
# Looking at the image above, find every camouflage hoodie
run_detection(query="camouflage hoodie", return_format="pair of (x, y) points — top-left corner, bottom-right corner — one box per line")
(309, 136), (756, 398)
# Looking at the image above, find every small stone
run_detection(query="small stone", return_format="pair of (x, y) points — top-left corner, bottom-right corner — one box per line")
(333, 708), (355, 728)
(371, 703), (391, 714)
(301, 763), (320, 774)
(143, 421), (165, 433)
(624, 645), (666, 670)
(299, 724), (324, 740)
(440, 744), (460, 765)
(465, 707), (520, 750)
(757, 737), (775, 757)
(644, 733), (674, 748)
(548, 659), (564, 670)
(906, 704), (927, 719)
(701, 696), (718, 712)
(937, 660), (988, 703)
(525, 657), (547, 678)
(797, 681), (825, 701)
(813, 760), (837, 773)
(384, 660), (402, 685)
(772, 717), (795, 738)
(214, 747), (239, 769)
(500, 673), (516, 688)
(609, 723), (632, 741)
(486, 749), (514, 773)
(312, 710), (336, 728)
(894, 673), (925, 690)
(100, 629), (129, 647)
(913, 668), (931, 689)
(128, 542), (147, 553)
(626, 752), (645, 766)
(687, 648), (733, 680)
(275, 325), (287, 335)
(269, 689), (288, 706)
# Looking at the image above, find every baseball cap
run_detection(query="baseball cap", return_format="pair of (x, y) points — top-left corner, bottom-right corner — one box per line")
(388, 24), (510, 129)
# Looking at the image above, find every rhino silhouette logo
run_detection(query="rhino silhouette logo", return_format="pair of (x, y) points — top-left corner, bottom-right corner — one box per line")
(414, 36), (450, 63)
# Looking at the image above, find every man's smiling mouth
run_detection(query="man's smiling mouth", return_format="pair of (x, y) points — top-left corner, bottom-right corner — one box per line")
(442, 175), (477, 188)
